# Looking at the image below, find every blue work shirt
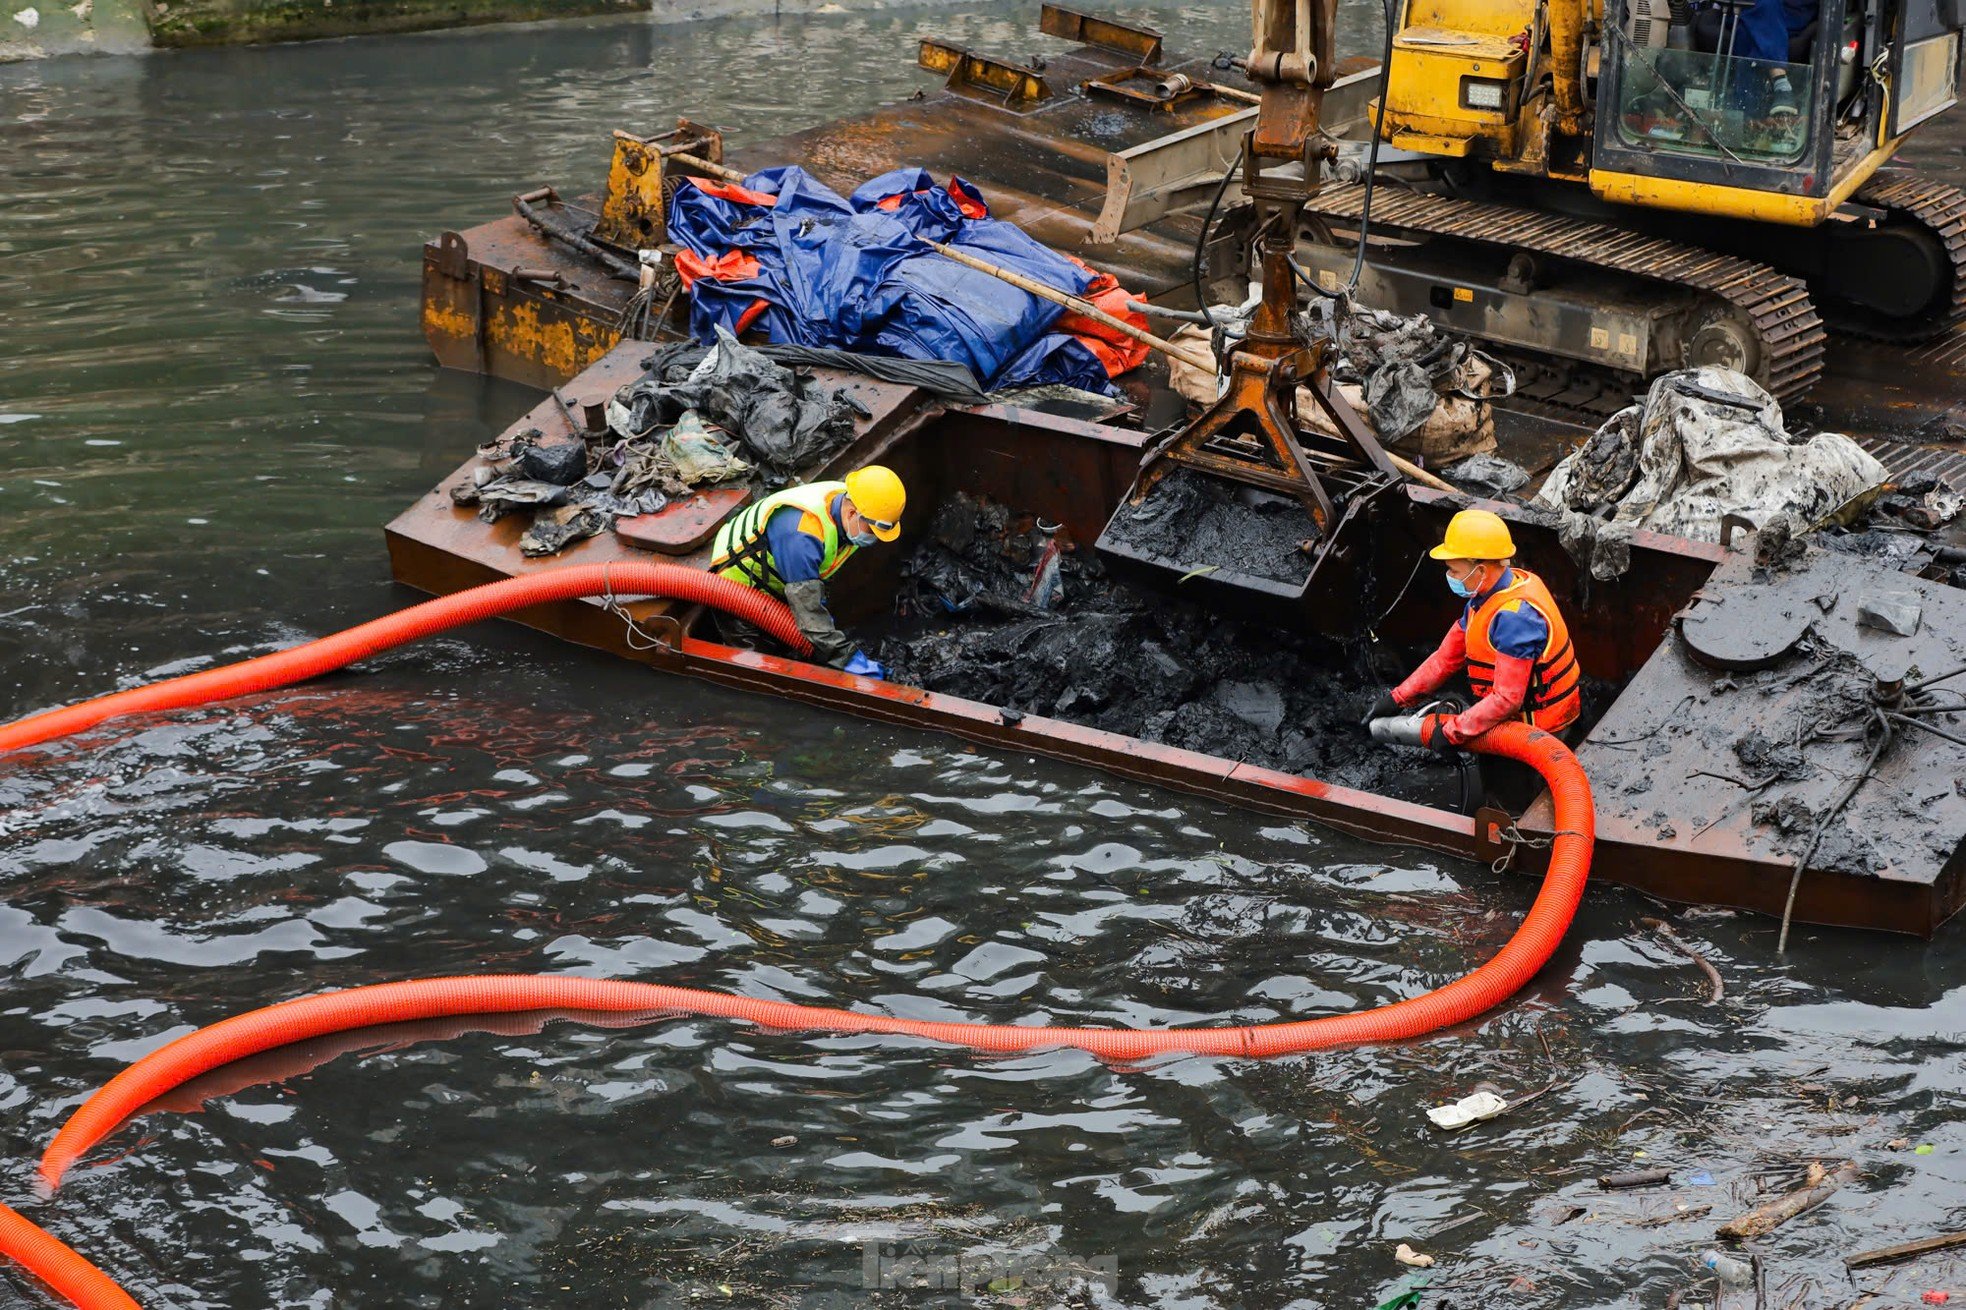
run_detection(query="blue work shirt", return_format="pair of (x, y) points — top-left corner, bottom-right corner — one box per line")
(761, 495), (852, 586)
(1457, 568), (1553, 661)
(1719, 0), (1815, 63)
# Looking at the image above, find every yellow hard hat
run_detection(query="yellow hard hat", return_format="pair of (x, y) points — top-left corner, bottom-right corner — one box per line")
(843, 465), (906, 542)
(1428, 508), (1515, 561)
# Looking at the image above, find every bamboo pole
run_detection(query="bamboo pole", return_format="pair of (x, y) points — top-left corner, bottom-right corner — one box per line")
(919, 237), (1216, 372)
(920, 239), (1456, 493)
(666, 153), (1457, 494)
(665, 151), (745, 182)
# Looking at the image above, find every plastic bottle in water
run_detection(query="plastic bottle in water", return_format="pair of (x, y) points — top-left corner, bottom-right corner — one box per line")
(1701, 1250), (1754, 1286)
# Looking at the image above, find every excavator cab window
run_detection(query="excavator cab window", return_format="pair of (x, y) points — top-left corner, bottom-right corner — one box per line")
(1610, 0), (1834, 163)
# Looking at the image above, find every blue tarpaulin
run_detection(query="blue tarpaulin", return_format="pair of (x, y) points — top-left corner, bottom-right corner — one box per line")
(666, 166), (1129, 395)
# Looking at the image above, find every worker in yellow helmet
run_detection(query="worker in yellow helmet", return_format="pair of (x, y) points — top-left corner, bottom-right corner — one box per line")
(1366, 508), (1581, 760)
(710, 465), (905, 677)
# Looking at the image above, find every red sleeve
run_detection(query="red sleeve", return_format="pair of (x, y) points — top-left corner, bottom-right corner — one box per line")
(1393, 624), (1467, 706)
(1443, 652), (1531, 742)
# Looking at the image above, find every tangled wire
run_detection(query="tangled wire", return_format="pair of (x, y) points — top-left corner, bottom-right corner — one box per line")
(1775, 660), (1966, 952)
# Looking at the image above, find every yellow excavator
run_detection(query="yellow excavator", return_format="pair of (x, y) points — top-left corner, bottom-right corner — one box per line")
(1284, 0), (1966, 406)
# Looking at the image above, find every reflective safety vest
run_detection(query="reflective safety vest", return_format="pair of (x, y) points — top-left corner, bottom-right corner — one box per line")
(710, 481), (857, 596)
(1465, 567), (1581, 731)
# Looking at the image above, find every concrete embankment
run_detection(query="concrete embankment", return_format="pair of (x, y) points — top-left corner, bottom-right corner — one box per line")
(3, 0), (648, 61)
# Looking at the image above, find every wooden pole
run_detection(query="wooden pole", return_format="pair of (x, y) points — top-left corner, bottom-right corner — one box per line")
(665, 151), (746, 183)
(918, 237), (1215, 370)
(920, 240), (1457, 493)
(1715, 1161), (1858, 1241)
(667, 155), (1457, 494)
(1846, 1228), (1966, 1270)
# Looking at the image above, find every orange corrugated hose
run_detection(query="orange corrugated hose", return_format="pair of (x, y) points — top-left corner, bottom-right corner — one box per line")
(38, 722), (1589, 1187)
(0, 1207), (138, 1310)
(0, 563), (810, 757)
(2, 589), (1592, 1310)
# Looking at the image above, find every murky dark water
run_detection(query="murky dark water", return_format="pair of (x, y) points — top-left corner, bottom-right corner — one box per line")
(2, 10), (1962, 1309)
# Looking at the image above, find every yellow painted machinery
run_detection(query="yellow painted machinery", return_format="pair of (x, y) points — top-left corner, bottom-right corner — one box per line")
(1283, 0), (1966, 405)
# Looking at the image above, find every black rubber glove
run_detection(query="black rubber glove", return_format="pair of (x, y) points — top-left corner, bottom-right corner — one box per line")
(783, 579), (857, 670)
(1423, 715), (1459, 757)
(1364, 690), (1402, 724)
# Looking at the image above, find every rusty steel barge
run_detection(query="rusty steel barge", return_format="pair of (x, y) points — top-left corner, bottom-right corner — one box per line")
(395, 7), (1966, 936)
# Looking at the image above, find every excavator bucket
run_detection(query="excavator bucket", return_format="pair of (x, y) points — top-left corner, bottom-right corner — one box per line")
(1095, 341), (1409, 618)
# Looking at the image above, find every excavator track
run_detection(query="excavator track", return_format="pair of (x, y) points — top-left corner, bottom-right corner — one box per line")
(1302, 184), (1829, 406)
(1848, 170), (1966, 338)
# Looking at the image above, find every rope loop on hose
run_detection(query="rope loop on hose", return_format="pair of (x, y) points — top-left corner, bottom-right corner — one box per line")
(1490, 824), (1588, 874)
(596, 562), (670, 653)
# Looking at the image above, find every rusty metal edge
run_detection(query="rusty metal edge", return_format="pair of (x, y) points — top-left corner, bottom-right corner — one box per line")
(672, 636), (1482, 859)
(385, 518), (1955, 935)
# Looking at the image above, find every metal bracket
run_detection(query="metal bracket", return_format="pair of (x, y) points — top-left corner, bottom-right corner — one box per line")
(1718, 512), (1756, 549)
(662, 118), (724, 164)
(1473, 804), (1515, 866)
(918, 38), (1052, 107)
(1038, 3), (1163, 63)
(593, 119), (726, 252)
(595, 130), (667, 250)
(433, 231), (472, 281)
(1082, 66), (1212, 110)
(1139, 346), (1338, 531)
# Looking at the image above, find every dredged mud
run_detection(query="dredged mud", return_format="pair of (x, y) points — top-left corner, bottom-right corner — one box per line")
(872, 494), (1461, 805)
(1098, 467), (1321, 586)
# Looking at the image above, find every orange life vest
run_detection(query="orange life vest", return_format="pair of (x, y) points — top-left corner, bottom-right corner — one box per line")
(1464, 567), (1581, 731)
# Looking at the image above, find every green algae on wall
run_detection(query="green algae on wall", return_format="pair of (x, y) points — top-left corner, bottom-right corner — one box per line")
(2, 0), (153, 60)
(143, 0), (648, 48)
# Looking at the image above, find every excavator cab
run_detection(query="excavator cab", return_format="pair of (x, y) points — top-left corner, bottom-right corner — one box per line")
(1307, 0), (1966, 405)
(1600, 0), (1852, 170)
(1594, 0), (1958, 217)
(1377, 0), (1960, 215)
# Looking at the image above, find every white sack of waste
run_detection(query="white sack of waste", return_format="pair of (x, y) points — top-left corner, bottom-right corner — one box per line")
(1425, 1090), (1509, 1130)
(1534, 367), (1887, 542)
(1166, 323), (1502, 465)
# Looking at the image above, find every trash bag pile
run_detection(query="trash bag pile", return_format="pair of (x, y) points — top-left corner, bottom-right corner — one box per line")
(1163, 301), (1513, 467)
(613, 327), (864, 480)
(665, 166), (1148, 396)
(453, 330), (867, 557)
(1312, 301), (1515, 456)
(452, 407), (748, 558)
(1534, 367), (1889, 580)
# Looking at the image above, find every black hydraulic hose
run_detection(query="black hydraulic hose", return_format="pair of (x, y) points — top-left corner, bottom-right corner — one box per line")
(1190, 140), (1248, 329)
(1310, 0), (1399, 301)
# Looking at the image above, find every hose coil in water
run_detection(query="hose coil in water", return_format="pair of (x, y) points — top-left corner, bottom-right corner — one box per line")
(0, 571), (1594, 1310)
(0, 562), (810, 757)
(39, 722), (1591, 1195)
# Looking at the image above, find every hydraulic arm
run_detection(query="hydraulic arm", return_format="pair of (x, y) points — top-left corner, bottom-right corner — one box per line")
(1095, 0), (1409, 610)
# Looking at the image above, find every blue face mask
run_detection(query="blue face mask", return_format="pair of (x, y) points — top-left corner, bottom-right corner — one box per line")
(839, 498), (877, 548)
(1447, 566), (1484, 598)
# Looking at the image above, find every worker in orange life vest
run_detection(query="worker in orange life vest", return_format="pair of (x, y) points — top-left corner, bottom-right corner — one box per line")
(1365, 509), (1582, 755)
